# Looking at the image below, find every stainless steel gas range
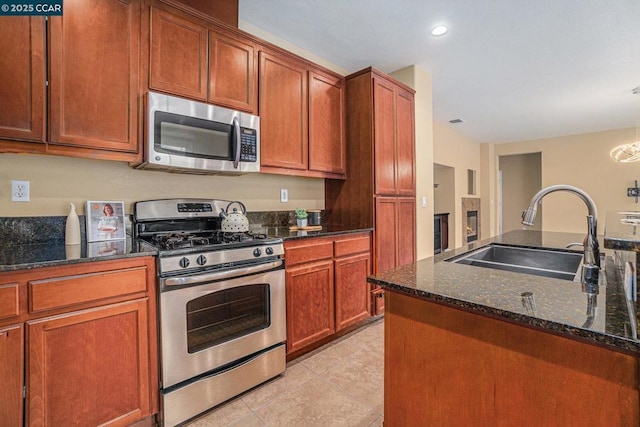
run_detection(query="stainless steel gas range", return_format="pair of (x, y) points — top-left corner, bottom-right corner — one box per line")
(134, 199), (286, 427)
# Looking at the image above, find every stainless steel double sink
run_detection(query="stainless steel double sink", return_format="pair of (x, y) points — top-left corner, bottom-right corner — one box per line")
(445, 244), (583, 281)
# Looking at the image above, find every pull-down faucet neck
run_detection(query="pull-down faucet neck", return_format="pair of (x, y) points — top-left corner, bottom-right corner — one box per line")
(521, 185), (600, 293)
(522, 185), (598, 226)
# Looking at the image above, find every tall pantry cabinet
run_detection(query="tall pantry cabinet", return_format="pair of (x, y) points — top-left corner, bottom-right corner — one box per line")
(326, 67), (416, 277)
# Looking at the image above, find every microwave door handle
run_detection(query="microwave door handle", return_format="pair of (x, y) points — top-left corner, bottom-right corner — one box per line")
(233, 116), (241, 169)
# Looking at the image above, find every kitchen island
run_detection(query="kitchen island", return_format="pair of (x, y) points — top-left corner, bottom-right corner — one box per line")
(369, 230), (640, 426)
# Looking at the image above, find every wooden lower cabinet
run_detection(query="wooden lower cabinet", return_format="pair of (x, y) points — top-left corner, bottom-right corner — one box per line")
(0, 324), (24, 427)
(0, 256), (158, 427)
(335, 253), (370, 330)
(385, 290), (640, 426)
(284, 233), (371, 357)
(285, 259), (335, 353)
(27, 299), (151, 426)
(374, 196), (416, 274)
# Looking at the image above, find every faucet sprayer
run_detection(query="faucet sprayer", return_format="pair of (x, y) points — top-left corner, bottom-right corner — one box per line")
(521, 185), (600, 295)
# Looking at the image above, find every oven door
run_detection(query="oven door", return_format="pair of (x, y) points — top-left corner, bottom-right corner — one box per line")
(159, 260), (285, 388)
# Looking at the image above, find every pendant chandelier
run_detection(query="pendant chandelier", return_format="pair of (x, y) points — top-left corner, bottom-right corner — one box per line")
(610, 87), (640, 163)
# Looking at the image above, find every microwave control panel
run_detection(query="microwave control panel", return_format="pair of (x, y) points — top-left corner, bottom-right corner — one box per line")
(239, 128), (258, 162)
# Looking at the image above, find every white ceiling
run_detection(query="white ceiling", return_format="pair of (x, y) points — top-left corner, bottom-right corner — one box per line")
(238, 0), (640, 144)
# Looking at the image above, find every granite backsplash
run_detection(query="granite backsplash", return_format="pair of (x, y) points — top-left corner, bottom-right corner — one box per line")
(0, 210), (325, 245)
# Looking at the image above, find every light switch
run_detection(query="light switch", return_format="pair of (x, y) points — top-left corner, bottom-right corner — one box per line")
(280, 189), (288, 203)
(421, 196), (427, 208)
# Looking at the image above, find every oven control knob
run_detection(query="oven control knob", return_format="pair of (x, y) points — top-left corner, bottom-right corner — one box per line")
(179, 257), (190, 268)
(253, 248), (262, 257)
(196, 255), (207, 266)
(265, 247), (274, 255)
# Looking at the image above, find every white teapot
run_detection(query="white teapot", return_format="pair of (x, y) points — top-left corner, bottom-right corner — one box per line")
(219, 201), (249, 232)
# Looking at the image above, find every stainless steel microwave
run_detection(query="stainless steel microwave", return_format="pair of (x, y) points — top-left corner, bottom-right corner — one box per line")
(137, 91), (260, 174)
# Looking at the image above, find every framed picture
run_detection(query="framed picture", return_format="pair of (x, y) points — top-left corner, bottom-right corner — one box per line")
(87, 240), (126, 257)
(86, 201), (126, 242)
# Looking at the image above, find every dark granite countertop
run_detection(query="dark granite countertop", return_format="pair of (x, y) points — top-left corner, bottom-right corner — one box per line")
(369, 229), (640, 356)
(604, 210), (640, 252)
(260, 226), (373, 241)
(0, 238), (158, 272)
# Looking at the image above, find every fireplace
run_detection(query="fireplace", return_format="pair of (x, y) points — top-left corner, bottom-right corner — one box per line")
(467, 211), (478, 242)
(462, 198), (480, 244)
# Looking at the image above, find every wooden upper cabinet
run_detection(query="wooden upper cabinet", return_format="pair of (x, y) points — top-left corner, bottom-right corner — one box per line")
(309, 71), (346, 177)
(373, 77), (397, 195)
(48, 0), (140, 154)
(149, 6), (208, 100)
(373, 76), (416, 196)
(0, 17), (45, 144)
(259, 51), (308, 171)
(396, 89), (416, 196)
(208, 30), (257, 113)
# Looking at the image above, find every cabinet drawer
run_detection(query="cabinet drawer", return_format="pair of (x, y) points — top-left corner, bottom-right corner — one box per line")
(285, 240), (333, 267)
(334, 235), (370, 258)
(0, 283), (19, 320)
(29, 267), (148, 313)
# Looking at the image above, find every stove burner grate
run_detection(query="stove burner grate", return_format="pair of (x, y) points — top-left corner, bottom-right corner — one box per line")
(149, 231), (269, 250)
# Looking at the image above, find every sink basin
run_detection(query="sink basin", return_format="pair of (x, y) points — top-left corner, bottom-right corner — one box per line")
(445, 244), (583, 281)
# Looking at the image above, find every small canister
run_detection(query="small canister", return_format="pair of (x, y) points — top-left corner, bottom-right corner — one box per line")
(308, 209), (321, 226)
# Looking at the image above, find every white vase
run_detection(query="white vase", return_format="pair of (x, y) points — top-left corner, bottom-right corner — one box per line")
(297, 218), (308, 228)
(65, 202), (81, 245)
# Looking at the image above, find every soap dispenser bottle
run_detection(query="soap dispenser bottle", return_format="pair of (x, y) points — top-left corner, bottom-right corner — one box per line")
(65, 202), (81, 245)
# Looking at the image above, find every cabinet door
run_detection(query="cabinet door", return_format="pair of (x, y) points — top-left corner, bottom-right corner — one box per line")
(309, 71), (346, 177)
(335, 253), (371, 331)
(396, 89), (416, 196)
(374, 197), (398, 274)
(0, 17), (45, 143)
(285, 260), (334, 354)
(149, 6), (207, 100)
(373, 77), (397, 195)
(259, 51), (308, 172)
(27, 299), (151, 427)
(397, 198), (416, 267)
(0, 324), (23, 427)
(49, 0), (140, 153)
(208, 30), (257, 113)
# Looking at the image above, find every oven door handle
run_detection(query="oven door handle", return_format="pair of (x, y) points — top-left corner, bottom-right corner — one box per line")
(164, 260), (283, 287)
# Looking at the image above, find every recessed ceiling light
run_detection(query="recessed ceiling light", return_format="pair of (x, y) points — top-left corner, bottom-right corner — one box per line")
(431, 25), (449, 36)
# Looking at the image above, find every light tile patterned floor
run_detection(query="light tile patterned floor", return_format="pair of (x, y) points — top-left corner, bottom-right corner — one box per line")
(186, 318), (384, 427)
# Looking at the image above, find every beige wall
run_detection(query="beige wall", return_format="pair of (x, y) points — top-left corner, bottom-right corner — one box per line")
(499, 153), (542, 232)
(434, 164), (455, 246)
(391, 65), (434, 260)
(0, 153), (324, 216)
(433, 122), (482, 248)
(488, 127), (640, 234)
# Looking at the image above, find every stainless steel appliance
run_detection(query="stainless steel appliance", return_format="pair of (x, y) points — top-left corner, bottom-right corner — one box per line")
(137, 91), (260, 174)
(134, 199), (285, 427)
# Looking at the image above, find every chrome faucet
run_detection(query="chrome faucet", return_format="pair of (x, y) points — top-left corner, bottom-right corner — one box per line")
(521, 184), (600, 294)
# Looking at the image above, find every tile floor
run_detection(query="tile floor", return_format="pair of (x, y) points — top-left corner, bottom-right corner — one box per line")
(186, 318), (384, 426)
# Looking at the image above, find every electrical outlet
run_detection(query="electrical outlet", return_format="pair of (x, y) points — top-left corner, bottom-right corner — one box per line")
(11, 180), (30, 202)
(422, 196), (427, 208)
(280, 189), (288, 203)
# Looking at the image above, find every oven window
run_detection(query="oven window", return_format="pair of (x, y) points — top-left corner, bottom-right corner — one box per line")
(186, 284), (270, 353)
